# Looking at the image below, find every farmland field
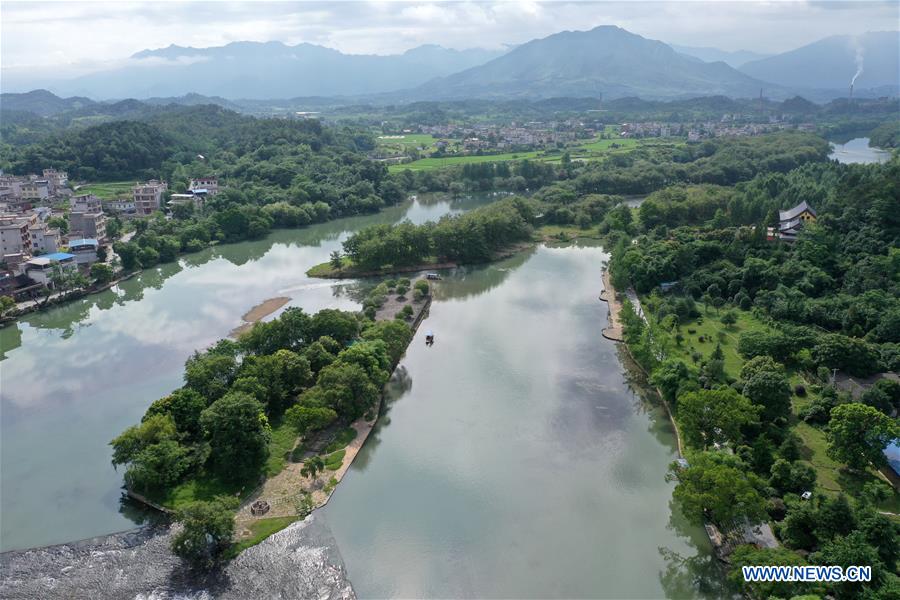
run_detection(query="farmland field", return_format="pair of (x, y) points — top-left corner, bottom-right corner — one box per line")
(76, 181), (134, 199)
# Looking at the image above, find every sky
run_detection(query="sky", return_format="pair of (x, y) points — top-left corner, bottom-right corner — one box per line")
(2, 0), (897, 78)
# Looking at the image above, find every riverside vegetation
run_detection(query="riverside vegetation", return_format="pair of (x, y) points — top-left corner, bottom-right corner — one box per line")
(607, 155), (900, 600)
(110, 306), (413, 568)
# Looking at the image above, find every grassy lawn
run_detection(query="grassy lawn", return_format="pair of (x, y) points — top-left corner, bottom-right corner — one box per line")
(77, 181), (134, 199)
(649, 300), (900, 515)
(389, 150), (546, 172)
(376, 133), (438, 148)
(226, 516), (298, 558)
(151, 474), (245, 511)
(323, 449), (346, 471)
(662, 305), (771, 380)
(265, 416), (300, 477)
(323, 427), (358, 454)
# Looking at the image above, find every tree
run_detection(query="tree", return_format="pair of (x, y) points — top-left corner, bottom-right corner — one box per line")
(113, 241), (141, 270)
(812, 334), (882, 378)
(740, 356), (792, 423)
(315, 361), (381, 419)
(184, 349), (239, 401)
(0, 295), (15, 316)
(826, 403), (900, 471)
(123, 440), (193, 491)
(768, 458), (816, 495)
(90, 262), (114, 284)
(720, 311), (737, 327)
(329, 250), (343, 271)
(307, 308), (359, 345)
(170, 498), (237, 570)
(200, 392), (270, 483)
(144, 388), (207, 439)
(670, 452), (768, 527)
(650, 359), (694, 404)
(300, 456), (325, 479)
(677, 388), (760, 449)
(110, 413), (178, 466)
(361, 320), (413, 364)
(812, 531), (885, 599)
(284, 405), (337, 435)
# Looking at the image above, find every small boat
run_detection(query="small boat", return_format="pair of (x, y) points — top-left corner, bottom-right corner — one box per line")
(425, 330), (435, 346)
(426, 273), (442, 280)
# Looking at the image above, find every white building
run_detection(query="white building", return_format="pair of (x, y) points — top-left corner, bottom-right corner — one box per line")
(68, 238), (100, 265)
(21, 252), (77, 287)
(189, 177), (218, 196)
(0, 214), (33, 258)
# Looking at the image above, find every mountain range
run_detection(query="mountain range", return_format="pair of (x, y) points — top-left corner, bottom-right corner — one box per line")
(3, 27), (897, 102)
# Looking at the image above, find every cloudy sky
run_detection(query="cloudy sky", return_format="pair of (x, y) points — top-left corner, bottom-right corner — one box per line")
(2, 0), (897, 77)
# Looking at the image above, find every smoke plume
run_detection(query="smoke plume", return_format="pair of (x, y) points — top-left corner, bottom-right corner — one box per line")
(850, 44), (864, 87)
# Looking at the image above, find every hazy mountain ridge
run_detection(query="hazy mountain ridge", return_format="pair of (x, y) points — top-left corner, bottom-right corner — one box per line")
(410, 26), (776, 100)
(29, 42), (507, 100)
(739, 31), (899, 92)
(670, 44), (771, 68)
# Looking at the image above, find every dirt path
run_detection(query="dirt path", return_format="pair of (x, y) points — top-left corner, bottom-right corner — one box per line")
(599, 269), (624, 342)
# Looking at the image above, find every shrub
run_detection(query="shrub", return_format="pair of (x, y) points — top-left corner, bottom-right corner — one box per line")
(413, 288), (424, 301)
(414, 280), (429, 295)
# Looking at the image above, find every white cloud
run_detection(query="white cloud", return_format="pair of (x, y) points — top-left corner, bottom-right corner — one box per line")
(1, 0), (896, 76)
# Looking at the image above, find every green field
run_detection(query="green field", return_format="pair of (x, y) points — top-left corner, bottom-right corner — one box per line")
(388, 135), (650, 172)
(77, 181), (134, 199)
(376, 133), (438, 148)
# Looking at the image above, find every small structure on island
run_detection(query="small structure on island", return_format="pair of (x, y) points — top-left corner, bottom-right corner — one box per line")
(250, 500), (270, 516)
(768, 201), (817, 242)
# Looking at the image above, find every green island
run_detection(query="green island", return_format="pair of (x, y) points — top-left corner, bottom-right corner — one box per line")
(110, 288), (428, 568)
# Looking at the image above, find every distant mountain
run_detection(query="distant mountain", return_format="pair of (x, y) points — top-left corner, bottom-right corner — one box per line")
(411, 26), (775, 101)
(671, 44), (771, 68)
(739, 31), (899, 92)
(39, 42), (507, 100)
(0, 89), (96, 116)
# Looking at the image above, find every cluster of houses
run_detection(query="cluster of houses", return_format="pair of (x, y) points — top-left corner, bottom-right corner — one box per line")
(619, 119), (815, 141)
(0, 170), (219, 302)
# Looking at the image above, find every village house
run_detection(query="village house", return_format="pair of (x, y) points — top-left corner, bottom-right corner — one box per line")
(769, 200), (817, 242)
(69, 194), (108, 242)
(189, 177), (218, 196)
(42, 169), (68, 192)
(68, 238), (101, 265)
(0, 214), (33, 259)
(133, 180), (168, 215)
(20, 252), (77, 287)
(21, 180), (50, 201)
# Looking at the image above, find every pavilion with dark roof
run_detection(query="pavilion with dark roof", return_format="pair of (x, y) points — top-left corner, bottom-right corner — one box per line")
(768, 201), (817, 242)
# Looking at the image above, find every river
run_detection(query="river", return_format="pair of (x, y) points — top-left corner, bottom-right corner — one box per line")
(0, 193), (494, 552)
(1, 193), (721, 598)
(828, 137), (892, 164)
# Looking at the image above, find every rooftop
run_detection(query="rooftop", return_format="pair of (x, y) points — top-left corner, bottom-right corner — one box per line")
(779, 201), (816, 222)
(35, 252), (76, 263)
(69, 238), (99, 248)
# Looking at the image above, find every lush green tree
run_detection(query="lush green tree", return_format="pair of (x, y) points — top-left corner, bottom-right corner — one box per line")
(670, 452), (768, 527)
(170, 498), (237, 570)
(335, 341), (391, 387)
(90, 262), (114, 284)
(307, 309), (359, 345)
(284, 405), (337, 435)
(677, 388), (760, 449)
(300, 456), (325, 479)
(303, 340), (336, 374)
(124, 440), (193, 490)
(768, 458), (817, 495)
(314, 361), (381, 420)
(361, 320), (413, 364)
(813, 335), (883, 378)
(0, 295), (15, 316)
(826, 403), (900, 471)
(110, 413), (178, 466)
(239, 307), (311, 355)
(740, 356), (793, 422)
(143, 388), (207, 438)
(184, 349), (239, 402)
(812, 531), (884, 599)
(200, 392), (270, 482)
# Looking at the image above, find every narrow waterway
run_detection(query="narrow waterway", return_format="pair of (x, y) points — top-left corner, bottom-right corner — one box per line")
(0, 193), (495, 552)
(322, 244), (721, 598)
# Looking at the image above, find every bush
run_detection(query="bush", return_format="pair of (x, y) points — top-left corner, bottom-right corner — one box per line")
(413, 288), (424, 301)
(395, 284), (409, 297)
(414, 280), (429, 295)
(395, 305), (414, 320)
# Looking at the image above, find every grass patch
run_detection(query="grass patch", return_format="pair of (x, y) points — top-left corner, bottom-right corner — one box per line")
(226, 516), (298, 558)
(323, 427), (358, 454)
(306, 256), (355, 278)
(150, 474), (245, 511)
(265, 416), (299, 477)
(77, 181), (134, 199)
(376, 133), (438, 148)
(323, 449), (346, 471)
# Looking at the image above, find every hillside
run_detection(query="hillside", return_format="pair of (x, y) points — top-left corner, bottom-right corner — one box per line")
(739, 31), (899, 92)
(670, 44), (770, 68)
(0, 89), (96, 116)
(412, 26), (774, 100)
(40, 42), (506, 99)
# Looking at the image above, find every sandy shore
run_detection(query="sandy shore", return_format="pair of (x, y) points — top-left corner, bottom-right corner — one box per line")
(230, 296), (291, 338)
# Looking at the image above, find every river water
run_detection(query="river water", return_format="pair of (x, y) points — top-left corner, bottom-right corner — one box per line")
(0, 193), (492, 552)
(1, 192), (721, 598)
(828, 137), (892, 164)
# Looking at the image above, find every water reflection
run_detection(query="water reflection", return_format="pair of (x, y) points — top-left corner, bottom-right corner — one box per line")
(0, 193), (496, 551)
(322, 244), (718, 598)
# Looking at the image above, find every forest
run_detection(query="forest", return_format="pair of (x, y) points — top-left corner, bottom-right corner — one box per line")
(607, 155), (900, 599)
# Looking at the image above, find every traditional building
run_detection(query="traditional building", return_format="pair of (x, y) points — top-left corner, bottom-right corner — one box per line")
(768, 201), (816, 242)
